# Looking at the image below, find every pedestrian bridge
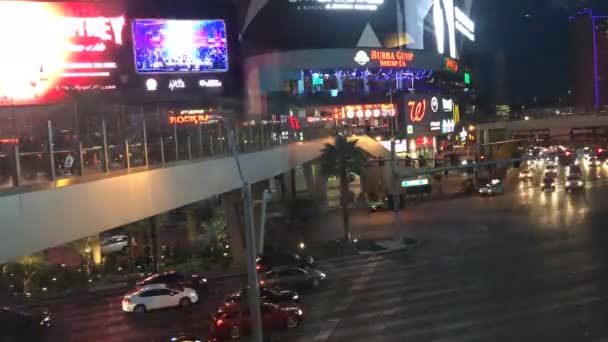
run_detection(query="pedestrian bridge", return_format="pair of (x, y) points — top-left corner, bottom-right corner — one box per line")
(0, 135), (390, 263)
(0, 138), (336, 264)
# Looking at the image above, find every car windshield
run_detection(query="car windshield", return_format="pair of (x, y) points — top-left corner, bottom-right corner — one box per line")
(567, 176), (580, 181)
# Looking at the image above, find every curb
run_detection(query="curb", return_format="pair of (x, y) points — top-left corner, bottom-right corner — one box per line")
(318, 239), (421, 265)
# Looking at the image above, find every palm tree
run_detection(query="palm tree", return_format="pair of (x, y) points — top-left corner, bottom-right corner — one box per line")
(320, 134), (367, 243)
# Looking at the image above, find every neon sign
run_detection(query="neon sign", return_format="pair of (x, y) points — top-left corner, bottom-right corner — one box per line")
(369, 50), (414, 68)
(290, 0), (384, 11)
(408, 100), (427, 123)
(338, 103), (396, 119)
(444, 57), (459, 73)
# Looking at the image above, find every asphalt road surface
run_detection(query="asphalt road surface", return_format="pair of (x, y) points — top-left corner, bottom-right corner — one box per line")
(40, 164), (608, 341)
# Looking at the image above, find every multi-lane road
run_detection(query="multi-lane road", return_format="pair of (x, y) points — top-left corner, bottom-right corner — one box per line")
(38, 166), (608, 341)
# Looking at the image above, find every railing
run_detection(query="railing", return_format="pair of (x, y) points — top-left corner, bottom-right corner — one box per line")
(0, 107), (335, 193)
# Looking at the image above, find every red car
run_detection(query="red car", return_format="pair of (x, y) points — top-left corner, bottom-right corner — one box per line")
(209, 302), (303, 340)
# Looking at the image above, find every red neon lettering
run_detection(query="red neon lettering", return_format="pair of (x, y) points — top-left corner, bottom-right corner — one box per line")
(409, 100), (426, 123)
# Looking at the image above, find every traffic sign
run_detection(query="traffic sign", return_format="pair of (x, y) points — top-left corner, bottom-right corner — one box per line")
(401, 179), (429, 187)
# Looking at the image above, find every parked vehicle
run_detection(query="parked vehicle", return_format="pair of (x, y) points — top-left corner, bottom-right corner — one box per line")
(209, 302), (303, 340)
(478, 179), (504, 196)
(136, 271), (208, 292)
(122, 284), (198, 313)
(225, 286), (300, 306)
(261, 266), (326, 289)
(256, 253), (315, 273)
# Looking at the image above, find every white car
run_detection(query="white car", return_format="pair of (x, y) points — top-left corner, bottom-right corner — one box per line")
(122, 284), (198, 313)
(100, 235), (129, 255)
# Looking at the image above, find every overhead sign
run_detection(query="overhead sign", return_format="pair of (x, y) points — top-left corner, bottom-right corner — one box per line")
(336, 103), (395, 120)
(0, 1), (125, 105)
(168, 78), (186, 91)
(402, 178), (429, 188)
(168, 109), (218, 125)
(289, 0), (384, 11)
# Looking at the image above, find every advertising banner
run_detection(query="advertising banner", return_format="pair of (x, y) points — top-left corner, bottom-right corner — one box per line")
(0, 1), (126, 106)
(404, 94), (455, 136)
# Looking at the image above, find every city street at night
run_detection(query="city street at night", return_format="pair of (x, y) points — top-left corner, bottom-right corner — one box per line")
(37, 169), (608, 341)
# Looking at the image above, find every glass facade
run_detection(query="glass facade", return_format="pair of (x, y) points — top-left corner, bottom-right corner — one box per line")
(0, 104), (332, 190)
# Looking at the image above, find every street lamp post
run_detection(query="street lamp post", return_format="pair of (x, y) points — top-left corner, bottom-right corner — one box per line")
(387, 91), (402, 243)
(215, 116), (263, 342)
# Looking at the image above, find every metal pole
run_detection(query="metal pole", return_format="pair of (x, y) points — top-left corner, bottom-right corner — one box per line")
(142, 116), (149, 167)
(258, 189), (271, 254)
(261, 122), (265, 149)
(209, 133), (214, 155)
(222, 118), (263, 342)
(173, 121), (179, 161)
(78, 142), (85, 176)
(198, 124), (203, 157)
(125, 139), (130, 169)
(160, 137), (165, 164)
(102, 119), (109, 173)
(47, 120), (56, 180)
(13, 145), (21, 187)
(389, 90), (402, 243)
(218, 121), (223, 154)
(187, 136), (192, 160)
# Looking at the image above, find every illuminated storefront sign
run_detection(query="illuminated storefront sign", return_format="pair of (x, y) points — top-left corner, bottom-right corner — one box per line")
(353, 50), (415, 68)
(337, 103), (395, 119)
(444, 57), (459, 73)
(441, 119), (455, 133)
(146, 78), (158, 91)
(290, 0), (384, 11)
(168, 109), (217, 124)
(408, 99), (427, 123)
(0, 1), (125, 105)
(168, 79), (186, 90)
(199, 79), (223, 88)
(430, 121), (441, 131)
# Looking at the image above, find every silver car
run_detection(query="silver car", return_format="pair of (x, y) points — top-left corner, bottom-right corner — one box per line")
(100, 235), (129, 255)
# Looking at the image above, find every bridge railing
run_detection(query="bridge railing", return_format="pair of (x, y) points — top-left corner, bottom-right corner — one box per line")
(0, 104), (336, 194)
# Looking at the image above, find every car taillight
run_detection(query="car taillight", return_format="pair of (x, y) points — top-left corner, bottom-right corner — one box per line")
(256, 264), (261, 271)
(259, 280), (265, 285)
(216, 319), (224, 327)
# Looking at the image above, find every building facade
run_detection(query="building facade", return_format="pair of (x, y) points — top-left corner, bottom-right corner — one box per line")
(569, 9), (608, 112)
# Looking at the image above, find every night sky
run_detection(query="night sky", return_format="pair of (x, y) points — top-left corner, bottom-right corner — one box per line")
(471, 0), (608, 104)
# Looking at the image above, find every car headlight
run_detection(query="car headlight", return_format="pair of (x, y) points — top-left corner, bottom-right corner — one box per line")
(292, 294), (299, 300)
(479, 189), (483, 193)
(578, 181), (583, 186)
(297, 309), (303, 316)
(319, 272), (326, 279)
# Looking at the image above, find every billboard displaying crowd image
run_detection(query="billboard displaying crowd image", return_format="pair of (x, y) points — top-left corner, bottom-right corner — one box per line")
(0, 1), (126, 106)
(132, 19), (229, 73)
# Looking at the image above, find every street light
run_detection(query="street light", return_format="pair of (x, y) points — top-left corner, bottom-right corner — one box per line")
(524, 116), (530, 121)
(211, 115), (263, 342)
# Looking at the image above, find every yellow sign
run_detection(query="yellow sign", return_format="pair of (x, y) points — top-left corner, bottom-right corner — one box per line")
(453, 104), (460, 124)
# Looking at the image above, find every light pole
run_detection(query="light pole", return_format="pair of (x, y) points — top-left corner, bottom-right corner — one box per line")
(387, 91), (402, 243)
(214, 115), (263, 342)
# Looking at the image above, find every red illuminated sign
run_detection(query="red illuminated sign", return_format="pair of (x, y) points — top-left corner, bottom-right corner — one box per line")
(408, 100), (427, 123)
(0, 1), (125, 106)
(370, 50), (415, 68)
(289, 116), (301, 130)
(415, 137), (431, 145)
(444, 57), (459, 73)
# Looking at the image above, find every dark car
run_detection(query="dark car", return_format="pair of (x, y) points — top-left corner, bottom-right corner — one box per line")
(256, 253), (315, 273)
(225, 286), (300, 306)
(155, 334), (204, 342)
(0, 307), (52, 341)
(136, 271), (208, 292)
(209, 302), (303, 340)
(541, 177), (556, 191)
(261, 266), (326, 289)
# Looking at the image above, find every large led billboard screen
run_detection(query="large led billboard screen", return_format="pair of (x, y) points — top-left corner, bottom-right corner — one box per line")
(132, 19), (229, 74)
(0, 1), (126, 106)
